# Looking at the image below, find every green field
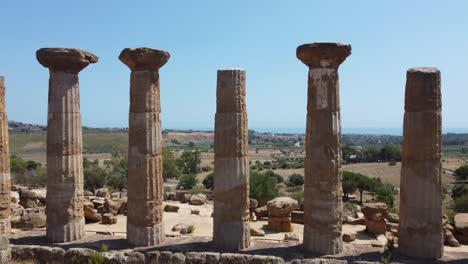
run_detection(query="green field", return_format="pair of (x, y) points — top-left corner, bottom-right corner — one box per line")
(10, 132), (128, 155)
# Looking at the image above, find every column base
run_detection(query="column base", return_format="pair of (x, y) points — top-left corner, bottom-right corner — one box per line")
(0, 219), (10, 235)
(213, 220), (250, 251)
(127, 222), (164, 247)
(46, 217), (85, 243)
(399, 230), (443, 259)
(303, 226), (342, 255)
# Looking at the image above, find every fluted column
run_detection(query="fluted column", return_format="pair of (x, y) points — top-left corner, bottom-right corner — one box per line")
(119, 47), (169, 246)
(399, 67), (443, 259)
(213, 69), (250, 251)
(0, 76), (11, 234)
(297, 43), (351, 255)
(36, 48), (98, 242)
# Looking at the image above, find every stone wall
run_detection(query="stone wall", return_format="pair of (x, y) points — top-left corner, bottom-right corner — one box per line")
(8, 245), (388, 264)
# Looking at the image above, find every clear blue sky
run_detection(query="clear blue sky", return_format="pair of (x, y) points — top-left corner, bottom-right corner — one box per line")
(1, 1), (467, 133)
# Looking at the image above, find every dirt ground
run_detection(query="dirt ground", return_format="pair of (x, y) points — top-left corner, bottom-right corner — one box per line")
(8, 200), (468, 263)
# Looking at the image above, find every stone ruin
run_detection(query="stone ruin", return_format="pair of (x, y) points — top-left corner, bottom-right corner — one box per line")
(0, 43), (458, 262)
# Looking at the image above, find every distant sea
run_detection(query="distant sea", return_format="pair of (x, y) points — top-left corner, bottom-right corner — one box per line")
(166, 126), (468, 136)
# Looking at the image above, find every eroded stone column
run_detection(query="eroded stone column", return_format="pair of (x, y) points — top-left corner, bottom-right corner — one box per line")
(213, 69), (250, 251)
(399, 67), (443, 259)
(119, 48), (169, 246)
(297, 43), (351, 255)
(36, 48), (98, 242)
(0, 76), (11, 234)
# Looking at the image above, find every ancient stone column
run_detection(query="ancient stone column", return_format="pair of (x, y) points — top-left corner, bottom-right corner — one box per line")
(36, 48), (98, 242)
(213, 69), (250, 251)
(297, 43), (351, 255)
(119, 48), (169, 246)
(0, 76), (11, 235)
(399, 67), (443, 259)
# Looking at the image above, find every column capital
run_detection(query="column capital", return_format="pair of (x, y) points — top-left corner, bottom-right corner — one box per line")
(36, 48), (98, 74)
(296, 42), (351, 69)
(119, 48), (170, 71)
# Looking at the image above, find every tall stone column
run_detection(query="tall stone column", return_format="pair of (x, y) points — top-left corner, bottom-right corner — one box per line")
(399, 67), (443, 259)
(119, 48), (170, 246)
(297, 43), (351, 255)
(0, 76), (11, 234)
(36, 48), (98, 242)
(213, 69), (250, 251)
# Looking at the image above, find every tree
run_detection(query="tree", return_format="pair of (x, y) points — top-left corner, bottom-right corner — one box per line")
(287, 174), (304, 187)
(250, 170), (279, 204)
(375, 184), (395, 208)
(342, 173), (357, 200)
(178, 150), (201, 174)
(202, 173), (214, 190)
(163, 149), (181, 179)
(362, 147), (380, 162)
(379, 144), (401, 161)
(455, 165), (468, 180)
(178, 174), (198, 190)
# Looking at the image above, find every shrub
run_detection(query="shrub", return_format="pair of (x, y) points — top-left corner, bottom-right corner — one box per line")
(187, 225), (195, 234)
(264, 170), (284, 184)
(290, 189), (304, 204)
(178, 174), (198, 190)
(201, 165), (212, 172)
(189, 185), (208, 195)
(287, 174), (304, 187)
(455, 165), (468, 180)
(388, 161), (397, 166)
(455, 194), (468, 213)
(202, 173), (214, 190)
(250, 170), (279, 204)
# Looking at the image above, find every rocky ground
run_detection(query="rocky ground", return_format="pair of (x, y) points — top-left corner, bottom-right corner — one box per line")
(6, 187), (468, 263)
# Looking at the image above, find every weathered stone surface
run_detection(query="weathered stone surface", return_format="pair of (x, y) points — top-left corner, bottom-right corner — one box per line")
(255, 206), (268, 218)
(103, 251), (127, 264)
(36, 48), (98, 73)
(365, 220), (386, 235)
(186, 252), (205, 264)
(361, 203), (388, 222)
(342, 232), (355, 242)
(119, 47), (169, 72)
(16, 207), (46, 228)
(220, 253), (252, 264)
(103, 199), (122, 215)
(84, 202), (101, 223)
(164, 204), (179, 213)
(398, 67), (443, 259)
(64, 248), (95, 263)
(291, 211), (304, 224)
(444, 227), (460, 247)
(102, 213), (117, 225)
(96, 188), (111, 198)
(120, 47), (169, 247)
(284, 233), (300, 241)
(386, 213), (399, 223)
(268, 217), (292, 232)
(297, 42), (351, 255)
(0, 77), (10, 235)
(213, 69), (250, 251)
(126, 251), (145, 264)
(250, 226), (265, 236)
(190, 193), (207, 205)
(250, 255), (285, 264)
(454, 213), (468, 243)
(267, 197), (299, 217)
(37, 48), (96, 243)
